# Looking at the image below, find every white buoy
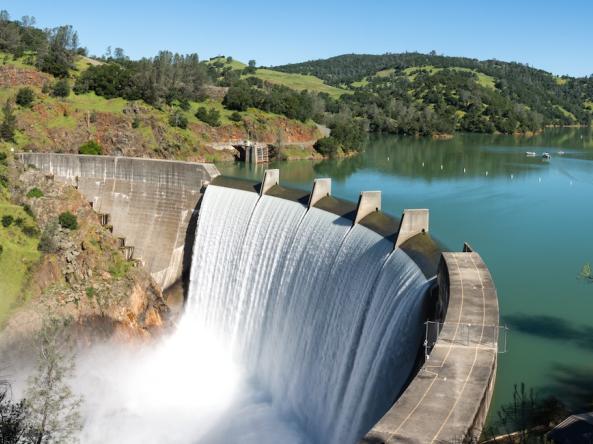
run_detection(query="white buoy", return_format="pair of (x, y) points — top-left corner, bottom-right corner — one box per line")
(485, 171), (489, 176)
(463, 168), (466, 174)
(440, 165), (443, 170)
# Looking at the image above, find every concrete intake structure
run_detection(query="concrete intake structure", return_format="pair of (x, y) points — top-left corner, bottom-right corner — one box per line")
(18, 154), (499, 443)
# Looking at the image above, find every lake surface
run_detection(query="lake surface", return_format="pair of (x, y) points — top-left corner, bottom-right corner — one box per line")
(216, 128), (593, 421)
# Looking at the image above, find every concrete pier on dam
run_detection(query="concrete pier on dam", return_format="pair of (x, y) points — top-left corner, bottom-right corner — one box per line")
(18, 152), (500, 443)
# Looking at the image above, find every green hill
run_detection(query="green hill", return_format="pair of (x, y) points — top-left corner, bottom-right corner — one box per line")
(273, 53), (593, 134)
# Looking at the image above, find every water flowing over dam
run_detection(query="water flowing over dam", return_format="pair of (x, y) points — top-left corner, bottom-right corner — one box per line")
(185, 184), (431, 443)
(17, 153), (499, 444)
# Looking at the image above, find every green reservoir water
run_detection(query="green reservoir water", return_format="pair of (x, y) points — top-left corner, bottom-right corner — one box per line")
(215, 128), (593, 419)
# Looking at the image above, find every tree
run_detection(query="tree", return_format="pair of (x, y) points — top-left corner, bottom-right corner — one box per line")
(51, 80), (70, 98)
(37, 26), (77, 77)
(244, 59), (257, 74)
(1, 215), (13, 228)
(0, 101), (16, 142)
(16, 87), (34, 107)
(195, 107), (221, 127)
(25, 318), (82, 444)
(0, 383), (29, 444)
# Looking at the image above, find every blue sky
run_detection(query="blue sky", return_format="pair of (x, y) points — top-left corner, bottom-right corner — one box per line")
(3, 0), (593, 76)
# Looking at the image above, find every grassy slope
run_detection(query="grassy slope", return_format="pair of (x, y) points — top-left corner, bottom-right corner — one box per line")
(208, 56), (349, 98)
(0, 149), (40, 324)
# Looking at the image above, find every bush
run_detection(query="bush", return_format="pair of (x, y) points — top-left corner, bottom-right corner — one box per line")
(0, 175), (8, 188)
(58, 211), (78, 230)
(79, 140), (102, 155)
(0, 244), (3, 256)
(0, 152), (7, 164)
(16, 87), (35, 107)
(229, 111), (242, 122)
(195, 107), (221, 127)
(85, 286), (95, 299)
(22, 225), (39, 237)
(131, 117), (140, 128)
(26, 187), (44, 198)
(51, 79), (70, 97)
(1, 215), (14, 228)
(14, 217), (24, 227)
(39, 221), (59, 253)
(169, 111), (188, 129)
(314, 137), (340, 157)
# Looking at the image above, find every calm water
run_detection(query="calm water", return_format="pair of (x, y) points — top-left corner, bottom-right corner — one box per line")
(216, 128), (593, 420)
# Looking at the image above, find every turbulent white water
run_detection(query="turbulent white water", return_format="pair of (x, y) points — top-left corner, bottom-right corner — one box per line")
(182, 185), (431, 443)
(54, 184), (429, 444)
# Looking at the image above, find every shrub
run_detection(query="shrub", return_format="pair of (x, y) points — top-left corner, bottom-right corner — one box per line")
(1, 215), (14, 227)
(0, 244), (3, 256)
(179, 98), (191, 111)
(26, 187), (44, 198)
(0, 152), (7, 164)
(314, 137), (340, 157)
(14, 217), (24, 227)
(131, 117), (140, 128)
(0, 174), (8, 188)
(79, 140), (102, 155)
(16, 87), (35, 107)
(22, 225), (39, 237)
(39, 221), (59, 253)
(85, 286), (95, 299)
(229, 111), (242, 122)
(169, 111), (188, 129)
(58, 211), (78, 230)
(195, 107), (221, 127)
(51, 79), (70, 97)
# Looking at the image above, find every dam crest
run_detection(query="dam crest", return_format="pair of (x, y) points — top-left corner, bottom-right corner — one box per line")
(18, 153), (499, 444)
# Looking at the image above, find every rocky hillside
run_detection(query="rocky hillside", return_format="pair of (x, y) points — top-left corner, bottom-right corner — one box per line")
(0, 57), (323, 162)
(0, 156), (169, 355)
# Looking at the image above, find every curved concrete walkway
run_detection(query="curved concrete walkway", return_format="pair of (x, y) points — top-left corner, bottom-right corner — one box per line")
(362, 251), (499, 443)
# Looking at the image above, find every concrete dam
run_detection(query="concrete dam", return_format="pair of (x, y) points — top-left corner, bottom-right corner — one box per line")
(18, 153), (499, 444)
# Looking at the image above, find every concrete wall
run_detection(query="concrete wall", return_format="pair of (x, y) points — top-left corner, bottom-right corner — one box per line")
(18, 153), (220, 289)
(362, 251), (499, 443)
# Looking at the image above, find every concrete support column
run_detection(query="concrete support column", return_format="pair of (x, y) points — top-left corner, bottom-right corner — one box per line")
(308, 178), (331, 208)
(354, 191), (381, 224)
(395, 209), (429, 247)
(260, 169), (279, 196)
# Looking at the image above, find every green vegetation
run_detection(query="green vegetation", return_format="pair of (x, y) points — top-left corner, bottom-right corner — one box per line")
(0, 199), (40, 324)
(274, 52), (593, 134)
(58, 211), (78, 230)
(195, 106), (221, 126)
(15, 87), (34, 107)
(51, 78), (70, 97)
(0, 100), (16, 142)
(108, 253), (131, 279)
(580, 263), (593, 283)
(169, 111), (188, 129)
(26, 187), (43, 198)
(78, 140), (102, 155)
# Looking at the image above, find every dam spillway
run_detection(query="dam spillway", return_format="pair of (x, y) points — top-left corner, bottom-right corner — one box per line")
(17, 153), (499, 444)
(186, 184), (431, 442)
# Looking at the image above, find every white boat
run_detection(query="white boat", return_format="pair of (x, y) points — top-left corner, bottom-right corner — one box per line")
(525, 151), (537, 157)
(558, 151), (565, 155)
(542, 152), (551, 159)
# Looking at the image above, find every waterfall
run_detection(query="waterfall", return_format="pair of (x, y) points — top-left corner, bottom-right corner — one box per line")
(184, 185), (431, 444)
